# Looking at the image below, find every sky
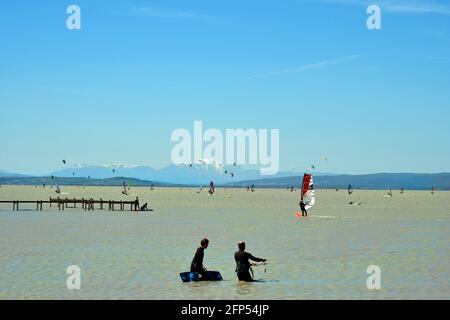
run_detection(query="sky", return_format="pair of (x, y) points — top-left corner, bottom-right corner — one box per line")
(0, 0), (449, 175)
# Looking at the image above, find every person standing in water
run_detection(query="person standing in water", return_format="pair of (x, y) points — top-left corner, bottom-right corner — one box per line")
(191, 238), (209, 279)
(134, 197), (140, 211)
(299, 199), (307, 216)
(234, 241), (266, 282)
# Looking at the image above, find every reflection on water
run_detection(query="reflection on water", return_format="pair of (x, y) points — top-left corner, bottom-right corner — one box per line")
(0, 186), (449, 299)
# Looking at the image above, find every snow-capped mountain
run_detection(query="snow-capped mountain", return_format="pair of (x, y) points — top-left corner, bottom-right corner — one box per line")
(47, 163), (307, 185)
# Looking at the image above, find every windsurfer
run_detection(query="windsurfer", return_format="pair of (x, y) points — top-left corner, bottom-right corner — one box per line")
(299, 199), (307, 216)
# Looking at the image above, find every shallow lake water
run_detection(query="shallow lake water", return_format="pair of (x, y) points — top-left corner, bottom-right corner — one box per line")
(0, 186), (449, 299)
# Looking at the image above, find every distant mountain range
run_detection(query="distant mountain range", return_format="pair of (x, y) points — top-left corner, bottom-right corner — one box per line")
(0, 176), (175, 187)
(226, 173), (450, 190)
(0, 170), (30, 178)
(45, 164), (315, 185)
(0, 165), (449, 190)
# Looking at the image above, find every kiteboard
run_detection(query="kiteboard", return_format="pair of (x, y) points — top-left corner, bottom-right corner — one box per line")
(180, 271), (223, 283)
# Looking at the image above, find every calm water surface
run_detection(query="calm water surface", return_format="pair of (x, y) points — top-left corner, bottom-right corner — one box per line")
(0, 186), (449, 299)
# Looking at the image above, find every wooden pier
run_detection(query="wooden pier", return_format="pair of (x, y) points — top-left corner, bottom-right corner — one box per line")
(0, 197), (140, 212)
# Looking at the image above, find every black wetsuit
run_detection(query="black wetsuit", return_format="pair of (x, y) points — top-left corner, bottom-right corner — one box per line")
(299, 201), (307, 216)
(191, 247), (207, 278)
(234, 251), (265, 281)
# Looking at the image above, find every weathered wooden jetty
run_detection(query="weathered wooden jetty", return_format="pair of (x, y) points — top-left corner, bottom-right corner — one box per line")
(0, 197), (140, 212)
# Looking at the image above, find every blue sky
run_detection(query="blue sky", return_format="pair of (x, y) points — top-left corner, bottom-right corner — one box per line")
(0, 0), (449, 175)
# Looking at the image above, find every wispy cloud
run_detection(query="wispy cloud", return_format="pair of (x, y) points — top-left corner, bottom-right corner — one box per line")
(310, 0), (450, 15)
(249, 55), (361, 79)
(133, 7), (196, 18)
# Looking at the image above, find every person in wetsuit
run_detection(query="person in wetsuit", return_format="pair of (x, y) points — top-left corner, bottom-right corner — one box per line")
(190, 238), (209, 279)
(299, 199), (307, 217)
(134, 197), (140, 211)
(234, 241), (266, 282)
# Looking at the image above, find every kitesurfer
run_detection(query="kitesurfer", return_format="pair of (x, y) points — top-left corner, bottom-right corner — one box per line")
(190, 238), (209, 279)
(234, 241), (266, 282)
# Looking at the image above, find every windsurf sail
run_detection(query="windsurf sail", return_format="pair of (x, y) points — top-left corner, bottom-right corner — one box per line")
(122, 181), (128, 195)
(301, 173), (315, 210)
(388, 188), (393, 197)
(348, 184), (353, 195)
(209, 181), (215, 195)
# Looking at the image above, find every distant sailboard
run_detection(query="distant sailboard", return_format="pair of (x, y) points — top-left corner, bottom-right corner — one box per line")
(208, 181), (215, 195)
(121, 181), (128, 195)
(296, 173), (315, 217)
(55, 184), (69, 195)
(301, 173), (315, 210)
(385, 188), (393, 198)
(348, 184), (353, 195)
